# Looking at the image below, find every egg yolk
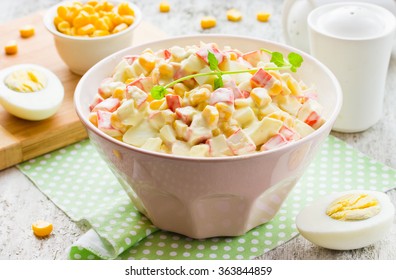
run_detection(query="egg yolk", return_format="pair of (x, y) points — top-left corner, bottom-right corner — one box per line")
(326, 193), (381, 221)
(4, 69), (47, 93)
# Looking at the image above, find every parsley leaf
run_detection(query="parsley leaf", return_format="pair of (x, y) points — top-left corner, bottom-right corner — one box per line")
(214, 76), (223, 90)
(270, 52), (286, 68)
(288, 52), (303, 72)
(208, 50), (224, 89)
(207, 51), (219, 71)
(151, 85), (166, 100)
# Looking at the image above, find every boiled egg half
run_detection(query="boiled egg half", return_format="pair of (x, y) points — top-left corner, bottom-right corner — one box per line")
(296, 190), (395, 250)
(0, 64), (64, 121)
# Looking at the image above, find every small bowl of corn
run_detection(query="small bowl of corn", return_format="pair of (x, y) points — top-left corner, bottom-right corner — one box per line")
(43, 0), (142, 75)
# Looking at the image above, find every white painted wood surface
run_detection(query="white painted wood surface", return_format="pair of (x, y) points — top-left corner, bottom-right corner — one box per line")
(0, 0), (395, 260)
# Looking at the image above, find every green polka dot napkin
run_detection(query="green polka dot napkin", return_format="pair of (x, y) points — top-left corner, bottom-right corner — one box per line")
(17, 136), (396, 260)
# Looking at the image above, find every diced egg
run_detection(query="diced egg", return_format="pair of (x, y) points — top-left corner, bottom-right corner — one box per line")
(0, 64), (64, 121)
(296, 190), (395, 250)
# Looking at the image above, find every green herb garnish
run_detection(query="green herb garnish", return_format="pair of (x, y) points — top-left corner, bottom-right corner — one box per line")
(151, 85), (167, 100)
(261, 49), (303, 72)
(150, 49), (303, 100)
(207, 51), (224, 90)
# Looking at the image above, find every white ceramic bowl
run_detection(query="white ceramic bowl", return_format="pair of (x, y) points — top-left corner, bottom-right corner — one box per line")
(74, 35), (342, 239)
(43, 0), (142, 75)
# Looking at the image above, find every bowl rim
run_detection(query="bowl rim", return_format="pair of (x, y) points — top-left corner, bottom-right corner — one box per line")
(74, 34), (343, 162)
(43, 0), (142, 41)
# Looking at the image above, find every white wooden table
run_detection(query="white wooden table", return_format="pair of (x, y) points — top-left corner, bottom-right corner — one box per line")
(0, 0), (395, 260)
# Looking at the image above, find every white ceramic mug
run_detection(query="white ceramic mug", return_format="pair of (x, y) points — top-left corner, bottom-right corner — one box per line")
(308, 2), (396, 133)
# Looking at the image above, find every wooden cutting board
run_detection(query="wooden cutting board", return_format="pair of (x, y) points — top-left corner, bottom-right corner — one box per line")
(0, 11), (166, 170)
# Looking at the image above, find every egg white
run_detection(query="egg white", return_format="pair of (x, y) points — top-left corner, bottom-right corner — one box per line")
(0, 64), (64, 121)
(296, 190), (395, 250)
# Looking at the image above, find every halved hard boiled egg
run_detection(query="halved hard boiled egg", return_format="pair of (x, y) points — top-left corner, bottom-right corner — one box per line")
(296, 190), (395, 250)
(0, 64), (64, 121)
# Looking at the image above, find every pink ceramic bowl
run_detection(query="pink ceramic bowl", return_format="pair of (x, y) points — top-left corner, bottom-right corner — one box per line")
(74, 35), (342, 239)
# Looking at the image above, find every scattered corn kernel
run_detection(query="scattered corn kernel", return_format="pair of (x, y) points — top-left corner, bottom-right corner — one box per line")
(226, 8), (242, 22)
(54, 1), (135, 37)
(201, 16), (216, 29)
(19, 25), (35, 38)
(159, 1), (170, 13)
(257, 11), (271, 22)
(32, 220), (53, 237)
(4, 40), (18, 55)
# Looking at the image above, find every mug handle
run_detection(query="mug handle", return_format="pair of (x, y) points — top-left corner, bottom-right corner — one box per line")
(281, 0), (296, 44)
(282, 0), (317, 44)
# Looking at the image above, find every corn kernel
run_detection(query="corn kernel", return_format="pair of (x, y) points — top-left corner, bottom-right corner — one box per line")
(189, 88), (210, 106)
(173, 83), (188, 98)
(69, 5), (81, 18)
(125, 78), (134, 84)
(229, 52), (238, 60)
(57, 20), (71, 33)
(158, 63), (173, 78)
(94, 17), (109, 30)
(215, 102), (233, 121)
(58, 6), (75, 23)
(122, 15), (135, 25)
(219, 122), (239, 138)
(201, 16), (216, 29)
(118, 2), (135, 16)
(202, 105), (219, 127)
(77, 23), (95, 35)
(70, 27), (78, 36)
(19, 25), (35, 38)
(89, 13), (100, 25)
(4, 40), (18, 55)
(150, 99), (165, 110)
(112, 22), (128, 33)
(102, 1), (114, 12)
(87, 0), (98, 6)
(57, 5), (69, 19)
(146, 94), (154, 103)
(110, 113), (126, 131)
(226, 8), (242, 22)
(111, 14), (124, 26)
(89, 112), (98, 126)
(72, 2), (83, 10)
(159, 1), (170, 13)
(54, 16), (64, 27)
(257, 12), (271, 22)
(94, 2), (105, 12)
(32, 220), (53, 237)
(73, 14), (89, 28)
(112, 87), (126, 100)
(82, 4), (95, 14)
(92, 29), (110, 36)
(138, 53), (156, 72)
